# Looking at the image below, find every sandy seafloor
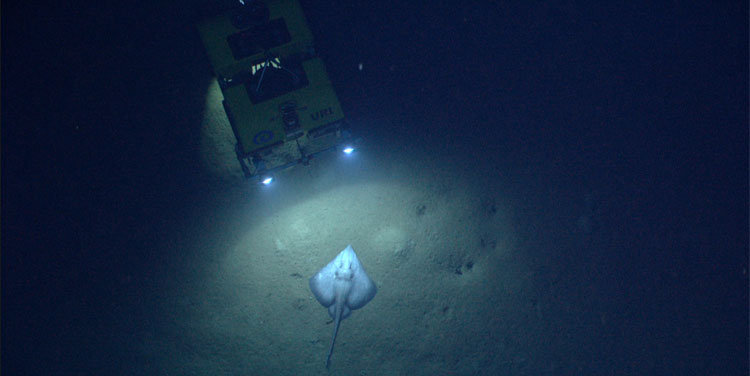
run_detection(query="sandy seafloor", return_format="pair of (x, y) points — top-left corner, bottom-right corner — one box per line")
(113, 81), (627, 375)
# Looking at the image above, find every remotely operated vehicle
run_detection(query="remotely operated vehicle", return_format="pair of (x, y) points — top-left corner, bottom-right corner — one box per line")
(197, 0), (354, 183)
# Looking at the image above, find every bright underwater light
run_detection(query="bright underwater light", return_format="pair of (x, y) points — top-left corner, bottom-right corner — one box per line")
(342, 146), (354, 155)
(261, 176), (274, 185)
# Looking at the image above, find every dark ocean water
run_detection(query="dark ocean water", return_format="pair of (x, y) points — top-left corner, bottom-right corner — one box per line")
(3, 0), (747, 374)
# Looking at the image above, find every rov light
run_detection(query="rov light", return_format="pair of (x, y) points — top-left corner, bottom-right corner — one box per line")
(342, 146), (354, 155)
(261, 176), (274, 185)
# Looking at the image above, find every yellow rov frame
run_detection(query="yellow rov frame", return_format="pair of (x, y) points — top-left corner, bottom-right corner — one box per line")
(197, 0), (351, 180)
